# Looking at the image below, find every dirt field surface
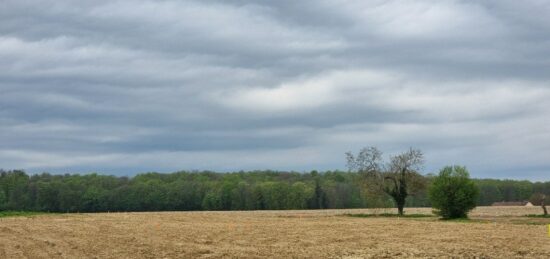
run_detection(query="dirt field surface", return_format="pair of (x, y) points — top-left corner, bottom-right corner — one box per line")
(1, 206), (549, 258)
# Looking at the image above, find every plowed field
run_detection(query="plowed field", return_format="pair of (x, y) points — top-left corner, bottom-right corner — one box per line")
(1, 207), (549, 258)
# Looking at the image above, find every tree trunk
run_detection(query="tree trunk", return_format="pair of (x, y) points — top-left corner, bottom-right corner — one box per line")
(388, 186), (407, 215)
(395, 195), (406, 216)
(543, 195), (548, 216)
(397, 204), (404, 216)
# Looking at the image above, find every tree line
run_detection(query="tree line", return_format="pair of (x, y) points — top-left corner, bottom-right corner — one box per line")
(0, 169), (548, 213)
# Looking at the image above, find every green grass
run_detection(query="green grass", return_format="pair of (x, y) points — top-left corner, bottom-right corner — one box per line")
(345, 213), (493, 224)
(0, 211), (52, 218)
(526, 214), (550, 218)
(517, 221), (548, 225)
(345, 213), (434, 218)
(438, 218), (489, 224)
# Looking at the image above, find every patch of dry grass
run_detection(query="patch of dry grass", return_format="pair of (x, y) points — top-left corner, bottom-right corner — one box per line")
(0, 206), (549, 258)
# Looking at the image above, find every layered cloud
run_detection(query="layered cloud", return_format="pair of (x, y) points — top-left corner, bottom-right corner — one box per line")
(1, 0), (549, 180)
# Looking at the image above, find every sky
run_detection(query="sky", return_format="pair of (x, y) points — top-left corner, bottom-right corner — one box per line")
(1, 0), (549, 180)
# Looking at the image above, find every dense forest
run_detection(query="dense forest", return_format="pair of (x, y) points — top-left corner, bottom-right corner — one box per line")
(0, 169), (548, 213)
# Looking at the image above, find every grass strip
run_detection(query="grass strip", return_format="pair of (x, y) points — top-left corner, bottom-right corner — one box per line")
(0, 211), (52, 218)
(526, 214), (550, 218)
(345, 213), (434, 218)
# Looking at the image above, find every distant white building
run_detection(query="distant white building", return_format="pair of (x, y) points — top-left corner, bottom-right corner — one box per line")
(491, 201), (533, 206)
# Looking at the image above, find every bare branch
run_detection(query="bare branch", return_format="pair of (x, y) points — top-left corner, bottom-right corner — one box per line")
(345, 146), (425, 215)
(345, 146), (383, 175)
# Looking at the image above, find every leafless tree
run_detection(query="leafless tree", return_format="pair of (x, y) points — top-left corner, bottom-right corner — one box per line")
(529, 193), (548, 216)
(346, 147), (425, 215)
(543, 195), (548, 216)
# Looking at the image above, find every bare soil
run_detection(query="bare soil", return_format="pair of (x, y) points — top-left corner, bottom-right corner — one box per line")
(1, 206), (549, 258)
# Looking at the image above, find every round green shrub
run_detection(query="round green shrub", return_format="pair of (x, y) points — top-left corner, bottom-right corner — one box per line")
(429, 166), (479, 219)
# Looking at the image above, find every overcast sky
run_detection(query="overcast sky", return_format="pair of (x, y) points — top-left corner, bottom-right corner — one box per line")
(1, 0), (549, 180)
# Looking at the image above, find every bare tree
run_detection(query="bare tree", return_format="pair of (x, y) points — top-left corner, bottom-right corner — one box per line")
(529, 193), (548, 216)
(543, 195), (548, 216)
(346, 147), (425, 215)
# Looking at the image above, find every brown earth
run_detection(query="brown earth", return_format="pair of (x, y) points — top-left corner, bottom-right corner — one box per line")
(0, 206), (549, 258)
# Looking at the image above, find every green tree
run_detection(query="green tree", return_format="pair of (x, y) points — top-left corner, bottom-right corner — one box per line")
(252, 185), (266, 210)
(288, 182), (312, 209)
(36, 181), (60, 212)
(476, 181), (502, 205)
(310, 179), (328, 209)
(82, 187), (109, 212)
(202, 189), (221, 210)
(0, 188), (6, 210)
(5, 170), (32, 210)
(429, 166), (479, 219)
(231, 181), (252, 210)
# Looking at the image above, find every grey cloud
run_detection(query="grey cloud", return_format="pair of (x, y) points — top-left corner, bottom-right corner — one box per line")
(1, 0), (549, 180)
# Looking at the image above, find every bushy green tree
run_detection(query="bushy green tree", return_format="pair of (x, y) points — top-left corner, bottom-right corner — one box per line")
(429, 166), (479, 219)
(0, 189), (6, 210)
(288, 182), (313, 209)
(202, 190), (221, 210)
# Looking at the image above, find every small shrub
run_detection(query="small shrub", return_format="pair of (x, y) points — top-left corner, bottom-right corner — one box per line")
(429, 166), (479, 219)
